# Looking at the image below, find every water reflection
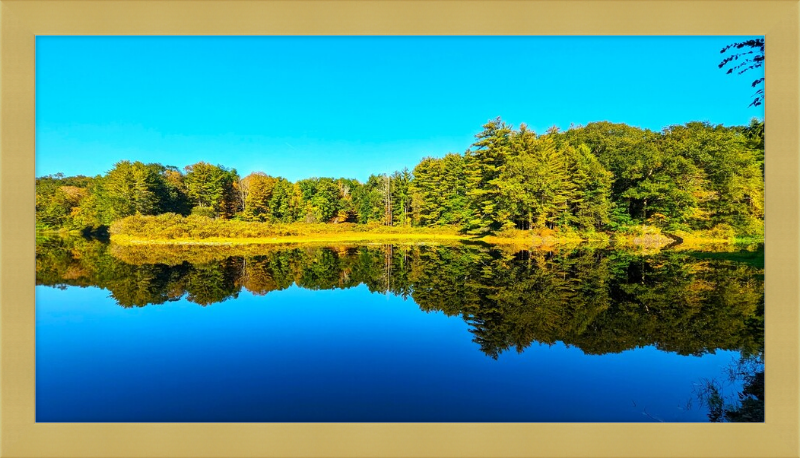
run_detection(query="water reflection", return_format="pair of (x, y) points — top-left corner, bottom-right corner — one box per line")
(37, 237), (764, 359)
(694, 351), (765, 422)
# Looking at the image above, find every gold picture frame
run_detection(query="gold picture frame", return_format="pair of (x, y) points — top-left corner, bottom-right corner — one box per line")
(1, 1), (797, 457)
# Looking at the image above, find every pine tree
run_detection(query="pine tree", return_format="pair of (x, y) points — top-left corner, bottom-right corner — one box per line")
(464, 118), (513, 233)
(499, 130), (574, 230)
(410, 157), (443, 225)
(183, 162), (238, 217)
(100, 161), (163, 222)
(563, 144), (613, 230)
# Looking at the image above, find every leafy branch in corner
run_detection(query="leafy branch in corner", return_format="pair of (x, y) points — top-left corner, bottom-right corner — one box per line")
(719, 38), (764, 107)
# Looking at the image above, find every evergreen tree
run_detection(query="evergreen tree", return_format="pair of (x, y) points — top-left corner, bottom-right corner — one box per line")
(464, 117), (513, 233)
(183, 162), (239, 218)
(267, 178), (296, 223)
(410, 157), (444, 225)
(564, 144), (613, 230)
(353, 174), (385, 224)
(391, 169), (413, 227)
(499, 128), (574, 229)
(100, 161), (164, 222)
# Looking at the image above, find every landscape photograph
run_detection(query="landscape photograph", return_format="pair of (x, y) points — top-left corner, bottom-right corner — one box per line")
(35, 35), (764, 422)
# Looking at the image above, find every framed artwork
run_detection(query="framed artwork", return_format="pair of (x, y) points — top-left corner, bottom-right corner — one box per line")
(1, 1), (798, 457)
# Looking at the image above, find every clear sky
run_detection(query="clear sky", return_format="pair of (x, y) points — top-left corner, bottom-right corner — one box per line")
(36, 36), (764, 182)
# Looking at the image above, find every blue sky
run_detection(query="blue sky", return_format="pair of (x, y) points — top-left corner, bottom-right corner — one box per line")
(36, 36), (764, 182)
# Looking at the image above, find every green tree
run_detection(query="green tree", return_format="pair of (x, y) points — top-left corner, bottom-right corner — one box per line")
(464, 117), (514, 233)
(662, 122), (763, 235)
(240, 172), (278, 221)
(499, 127), (574, 230)
(563, 143), (613, 230)
(99, 161), (165, 222)
(36, 174), (91, 229)
(296, 177), (342, 223)
(410, 157), (444, 225)
(158, 165), (191, 215)
(353, 174), (385, 224)
(391, 169), (413, 226)
(561, 122), (701, 229)
(268, 178), (298, 222)
(410, 154), (468, 227)
(335, 178), (361, 223)
(184, 162), (239, 218)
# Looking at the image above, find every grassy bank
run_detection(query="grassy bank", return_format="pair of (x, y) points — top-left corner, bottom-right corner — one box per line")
(107, 214), (609, 247)
(109, 214), (470, 245)
(111, 232), (470, 246)
(103, 214), (762, 248)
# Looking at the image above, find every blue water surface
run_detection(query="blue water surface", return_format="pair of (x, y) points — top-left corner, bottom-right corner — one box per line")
(36, 284), (740, 422)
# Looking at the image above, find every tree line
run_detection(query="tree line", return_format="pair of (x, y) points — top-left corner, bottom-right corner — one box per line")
(36, 118), (764, 236)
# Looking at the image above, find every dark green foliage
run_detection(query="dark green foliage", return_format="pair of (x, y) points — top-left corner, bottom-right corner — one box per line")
(67, 161), (194, 228)
(559, 120), (763, 234)
(457, 122), (614, 232)
(566, 144), (613, 230)
(267, 178), (300, 223)
(559, 122), (683, 227)
(158, 165), (193, 216)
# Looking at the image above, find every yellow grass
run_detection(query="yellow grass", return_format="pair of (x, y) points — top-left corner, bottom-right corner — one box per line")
(112, 231), (591, 247)
(111, 232), (472, 246)
(110, 226), (760, 250)
(108, 215), (761, 250)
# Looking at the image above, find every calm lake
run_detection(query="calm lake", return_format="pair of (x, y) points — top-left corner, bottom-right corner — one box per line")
(36, 238), (764, 422)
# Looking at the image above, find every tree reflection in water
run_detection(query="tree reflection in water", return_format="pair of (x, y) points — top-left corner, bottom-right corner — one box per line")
(694, 350), (764, 422)
(37, 237), (764, 362)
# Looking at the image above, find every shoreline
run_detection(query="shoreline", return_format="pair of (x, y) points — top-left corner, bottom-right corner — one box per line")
(105, 231), (762, 249)
(109, 232), (472, 246)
